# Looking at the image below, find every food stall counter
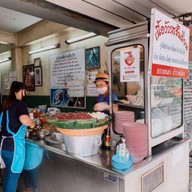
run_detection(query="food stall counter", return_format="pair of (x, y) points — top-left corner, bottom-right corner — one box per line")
(17, 136), (190, 192)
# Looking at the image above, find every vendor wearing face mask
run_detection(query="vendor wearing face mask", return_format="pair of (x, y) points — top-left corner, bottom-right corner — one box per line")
(93, 72), (118, 114)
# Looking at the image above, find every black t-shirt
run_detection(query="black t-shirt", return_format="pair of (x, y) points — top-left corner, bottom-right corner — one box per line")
(0, 99), (29, 151)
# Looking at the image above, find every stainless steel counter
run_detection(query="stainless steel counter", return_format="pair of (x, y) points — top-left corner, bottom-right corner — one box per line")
(26, 138), (125, 177)
(16, 137), (189, 192)
(26, 135), (187, 176)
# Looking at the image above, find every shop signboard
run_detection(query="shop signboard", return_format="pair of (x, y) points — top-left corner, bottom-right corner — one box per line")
(149, 8), (189, 78)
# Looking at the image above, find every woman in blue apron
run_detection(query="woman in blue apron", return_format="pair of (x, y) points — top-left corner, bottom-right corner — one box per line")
(93, 72), (118, 114)
(0, 81), (36, 192)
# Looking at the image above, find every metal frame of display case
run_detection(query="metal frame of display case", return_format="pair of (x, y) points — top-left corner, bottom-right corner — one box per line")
(106, 21), (184, 156)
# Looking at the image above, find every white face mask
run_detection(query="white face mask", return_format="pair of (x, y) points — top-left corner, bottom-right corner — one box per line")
(97, 87), (108, 95)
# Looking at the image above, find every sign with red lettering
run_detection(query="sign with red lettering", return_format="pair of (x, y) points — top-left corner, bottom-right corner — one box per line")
(120, 47), (140, 82)
(149, 8), (189, 78)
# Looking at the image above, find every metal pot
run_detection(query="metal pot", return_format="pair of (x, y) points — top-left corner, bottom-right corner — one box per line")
(37, 129), (50, 139)
(50, 132), (64, 142)
(26, 128), (33, 138)
(63, 134), (102, 157)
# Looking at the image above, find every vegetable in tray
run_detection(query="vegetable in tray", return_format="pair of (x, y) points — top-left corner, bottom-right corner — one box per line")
(48, 112), (110, 129)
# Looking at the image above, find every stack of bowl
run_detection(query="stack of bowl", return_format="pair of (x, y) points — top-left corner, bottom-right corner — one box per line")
(114, 111), (135, 134)
(122, 122), (148, 163)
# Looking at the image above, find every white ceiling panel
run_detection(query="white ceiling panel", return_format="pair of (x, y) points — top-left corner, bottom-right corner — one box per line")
(0, 6), (41, 33)
(45, 0), (135, 28)
(0, 0), (192, 36)
(114, 0), (153, 18)
(151, 0), (192, 16)
(83, 0), (148, 23)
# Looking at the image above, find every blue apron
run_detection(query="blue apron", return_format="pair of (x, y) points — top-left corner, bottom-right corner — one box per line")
(0, 111), (27, 173)
(24, 141), (43, 170)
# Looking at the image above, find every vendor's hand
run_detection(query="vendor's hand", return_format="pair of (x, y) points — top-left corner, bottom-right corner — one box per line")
(30, 119), (36, 129)
(94, 102), (110, 112)
(126, 95), (137, 103)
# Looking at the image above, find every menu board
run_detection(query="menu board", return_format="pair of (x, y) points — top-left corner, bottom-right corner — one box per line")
(49, 48), (86, 108)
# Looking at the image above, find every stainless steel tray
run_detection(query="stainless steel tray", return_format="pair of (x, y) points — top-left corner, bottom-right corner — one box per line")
(45, 135), (65, 149)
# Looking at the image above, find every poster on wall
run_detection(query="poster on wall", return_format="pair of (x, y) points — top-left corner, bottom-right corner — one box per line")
(85, 46), (100, 69)
(9, 71), (17, 85)
(86, 71), (98, 96)
(49, 48), (86, 108)
(3, 71), (17, 90)
(3, 74), (9, 89)
(23, 64), (35, 91)
(34, 66), (43, 86)
(149, 8), (189, 78)
(120, 47), (140, 82)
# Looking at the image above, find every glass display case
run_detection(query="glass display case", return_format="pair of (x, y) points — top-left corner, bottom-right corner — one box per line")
(150, 77), (183, 138)
(106, 22), (184, 156)
(111, 45), (145, 121)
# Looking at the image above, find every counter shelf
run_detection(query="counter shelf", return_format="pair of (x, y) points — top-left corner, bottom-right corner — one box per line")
(20, 133), (190, 192)
(114, 100), (144, 109)
(26, 136), (188, 177)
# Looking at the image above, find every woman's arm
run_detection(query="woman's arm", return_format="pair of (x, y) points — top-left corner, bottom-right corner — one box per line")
(19, 114), (36, 129)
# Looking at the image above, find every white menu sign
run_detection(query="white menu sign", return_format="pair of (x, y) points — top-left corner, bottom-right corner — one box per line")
(50, 48), (85, 89)
(66, 81), (84, 97)
(49, 48), (85, 108)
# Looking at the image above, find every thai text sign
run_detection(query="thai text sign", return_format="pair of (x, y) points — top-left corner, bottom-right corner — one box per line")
(149, 8), (189, 78)
(49, 48), (85, 108)
(120, 47), (140, 82)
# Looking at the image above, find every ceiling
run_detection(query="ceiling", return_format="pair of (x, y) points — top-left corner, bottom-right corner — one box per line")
(0, 0), (192, 37)
(0, 6), (41, 33)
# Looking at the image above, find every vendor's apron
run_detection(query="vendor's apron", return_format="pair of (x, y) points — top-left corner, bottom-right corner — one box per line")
(24, 141), (43, 170)
(0, 111), (27, 173)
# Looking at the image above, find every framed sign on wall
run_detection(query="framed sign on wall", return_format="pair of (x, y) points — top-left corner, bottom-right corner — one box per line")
(23, 64), (35, 91)
(34, 66), (43, 86)
(85, 46), (100, 69)
(34, 58), (41, 67)
(49, 48), (86, 108)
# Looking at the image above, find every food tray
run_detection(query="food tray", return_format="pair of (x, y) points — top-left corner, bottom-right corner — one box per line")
(56, 124), (108, 136)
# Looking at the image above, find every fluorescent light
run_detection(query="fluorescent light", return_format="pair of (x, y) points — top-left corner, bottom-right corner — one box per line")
(28, 44), (60, 54)
(0, 41), (9, 45)
(65, 32), (97, 44)
(0, 57), (11, 63)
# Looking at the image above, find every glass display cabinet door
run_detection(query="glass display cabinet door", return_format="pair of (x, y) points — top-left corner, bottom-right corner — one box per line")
(111, 45), (145, 121)
(150, 76), (183, 138)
